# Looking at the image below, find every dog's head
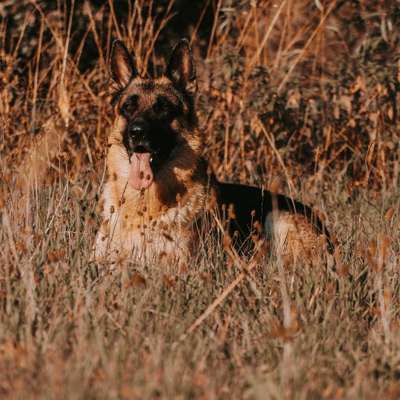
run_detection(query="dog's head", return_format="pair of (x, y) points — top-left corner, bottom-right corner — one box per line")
(109, 39), (200, 191)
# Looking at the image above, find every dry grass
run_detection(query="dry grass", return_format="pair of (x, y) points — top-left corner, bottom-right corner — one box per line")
(0, 1), (399, 399)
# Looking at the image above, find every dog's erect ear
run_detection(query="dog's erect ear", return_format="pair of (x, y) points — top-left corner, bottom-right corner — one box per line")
(110, 40), (137, 88)
(166, 39), (196, 95)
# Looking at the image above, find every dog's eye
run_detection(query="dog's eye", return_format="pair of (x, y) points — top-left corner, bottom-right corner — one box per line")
(120, 95), (139, 117)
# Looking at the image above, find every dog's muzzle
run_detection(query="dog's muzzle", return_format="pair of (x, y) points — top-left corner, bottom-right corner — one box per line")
(124, 120), (155, 190)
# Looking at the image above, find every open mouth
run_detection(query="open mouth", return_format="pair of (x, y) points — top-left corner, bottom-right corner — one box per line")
(128, 152), (154, 190)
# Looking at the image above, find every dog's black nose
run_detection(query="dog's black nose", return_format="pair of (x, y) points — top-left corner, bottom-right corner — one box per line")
(129, 118), (149, 136)
(124, 119), (154, 155)
(126, 119), (150, 151)
(130, 124), (144, 135)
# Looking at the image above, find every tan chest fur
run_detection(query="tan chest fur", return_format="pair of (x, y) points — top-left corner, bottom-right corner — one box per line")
(96, 184), (205, 265)
(95, 135), (211, 267)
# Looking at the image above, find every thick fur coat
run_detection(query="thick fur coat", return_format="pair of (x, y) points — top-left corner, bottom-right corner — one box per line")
(95, 39), (333, 268)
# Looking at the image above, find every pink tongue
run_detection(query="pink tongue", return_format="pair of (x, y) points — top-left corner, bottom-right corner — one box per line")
(128, 153), (154, 190)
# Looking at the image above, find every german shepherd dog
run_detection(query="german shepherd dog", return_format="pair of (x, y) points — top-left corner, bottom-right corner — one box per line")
(95, 39), (333, 267)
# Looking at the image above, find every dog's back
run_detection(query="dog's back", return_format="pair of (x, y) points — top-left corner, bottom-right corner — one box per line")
(216, 182), (333, 262)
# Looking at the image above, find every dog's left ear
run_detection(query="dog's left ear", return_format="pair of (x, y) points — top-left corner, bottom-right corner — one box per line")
(166, 39), (197, 96)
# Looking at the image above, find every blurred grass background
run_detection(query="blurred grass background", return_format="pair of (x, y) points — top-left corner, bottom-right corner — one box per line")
(0, 1), (399, 399)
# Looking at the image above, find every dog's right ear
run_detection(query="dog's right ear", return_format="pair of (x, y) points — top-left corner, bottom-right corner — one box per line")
(110, 40), (137, 88)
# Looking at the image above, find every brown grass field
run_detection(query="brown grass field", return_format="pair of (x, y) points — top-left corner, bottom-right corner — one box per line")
(0, 1), (399, 399)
